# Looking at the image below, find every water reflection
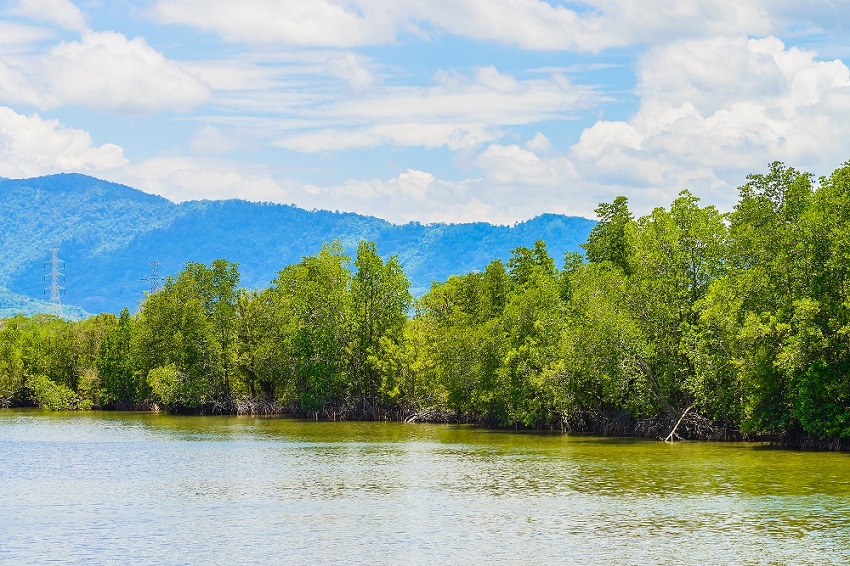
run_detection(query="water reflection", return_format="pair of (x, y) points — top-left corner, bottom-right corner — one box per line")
(1, 410), (849, 564)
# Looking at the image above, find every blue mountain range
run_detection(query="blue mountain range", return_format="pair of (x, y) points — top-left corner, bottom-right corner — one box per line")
(0, 173), (595, 317)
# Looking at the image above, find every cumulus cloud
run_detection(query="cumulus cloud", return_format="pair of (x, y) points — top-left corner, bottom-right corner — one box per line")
(568, 35), (850, 212)
(113, 156), (291, 203)
(10, 0), (87, 32)
(474, 138), (575, 186)
(383, 33), (850, 221)
(112, 153), (586, 224)
(0, 106), (126, 177)
(0, 31), (211, 112)
(300, 170), (491, 224)
(295, 164), (594, 224)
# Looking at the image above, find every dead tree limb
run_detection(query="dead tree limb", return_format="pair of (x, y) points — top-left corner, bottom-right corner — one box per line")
(664, 402), (696, 442)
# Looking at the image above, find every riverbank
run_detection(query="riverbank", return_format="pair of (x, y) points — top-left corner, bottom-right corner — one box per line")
(60, 400), (845, 452)
(1, 405), (844, 452)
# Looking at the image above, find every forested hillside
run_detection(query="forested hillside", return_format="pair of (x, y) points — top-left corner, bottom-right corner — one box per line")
(3, 161), (850, 449)
(0, 174), (594, 315)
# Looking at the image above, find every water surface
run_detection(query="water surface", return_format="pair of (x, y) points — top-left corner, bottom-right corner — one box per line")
(1, 410), (848, 564)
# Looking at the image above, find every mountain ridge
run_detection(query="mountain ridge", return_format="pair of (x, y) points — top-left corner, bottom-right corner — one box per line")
(0, 174), (595, 315)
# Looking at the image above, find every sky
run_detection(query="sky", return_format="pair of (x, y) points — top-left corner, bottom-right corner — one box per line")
(1, 1), (850, 224)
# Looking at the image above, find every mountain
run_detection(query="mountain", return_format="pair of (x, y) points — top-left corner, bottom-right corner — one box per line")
(0, 174), (595, 315)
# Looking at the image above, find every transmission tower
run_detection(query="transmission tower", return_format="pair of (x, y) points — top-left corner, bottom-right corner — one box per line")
(43, 248), (65, 318)
(141, 261), (162, 294)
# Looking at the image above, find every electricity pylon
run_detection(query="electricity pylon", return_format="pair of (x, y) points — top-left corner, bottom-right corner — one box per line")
(141, 261), (162, 294)
(43, 248), (65, 318)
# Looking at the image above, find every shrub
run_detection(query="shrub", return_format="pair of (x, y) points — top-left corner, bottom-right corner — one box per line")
(28, 374), (78, 411)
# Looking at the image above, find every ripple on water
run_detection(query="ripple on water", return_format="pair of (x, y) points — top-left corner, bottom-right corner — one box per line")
(1, 411), (849, 564)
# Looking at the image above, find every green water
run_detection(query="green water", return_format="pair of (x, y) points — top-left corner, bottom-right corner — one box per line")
(1, 410), (848, 564)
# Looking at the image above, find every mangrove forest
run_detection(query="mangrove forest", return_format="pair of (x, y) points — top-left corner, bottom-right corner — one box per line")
(3, 161), (850, 448)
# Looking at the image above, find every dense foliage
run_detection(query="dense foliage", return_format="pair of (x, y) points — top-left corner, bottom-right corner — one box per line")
(2, 162), (850, 445)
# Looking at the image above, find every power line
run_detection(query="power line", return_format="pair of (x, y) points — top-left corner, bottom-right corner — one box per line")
(43, 248), (65, 318)
(141, 261), (162, 294)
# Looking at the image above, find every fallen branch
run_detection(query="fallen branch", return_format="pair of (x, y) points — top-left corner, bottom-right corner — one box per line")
(664, 402), (696, 442)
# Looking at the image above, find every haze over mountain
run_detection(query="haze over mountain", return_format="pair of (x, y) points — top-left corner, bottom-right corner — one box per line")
(0, 174), (594, 316)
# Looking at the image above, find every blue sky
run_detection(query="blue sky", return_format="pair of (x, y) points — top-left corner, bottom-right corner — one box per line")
(1, 1), (850, 223)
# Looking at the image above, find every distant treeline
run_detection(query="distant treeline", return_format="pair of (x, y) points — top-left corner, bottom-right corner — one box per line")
(2, 162), (850, 447)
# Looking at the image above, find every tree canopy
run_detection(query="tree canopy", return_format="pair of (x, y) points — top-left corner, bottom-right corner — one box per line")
(3, 162), (850, 447)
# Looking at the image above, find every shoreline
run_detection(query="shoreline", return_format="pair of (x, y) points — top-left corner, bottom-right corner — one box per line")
(4, 404), (847, 452)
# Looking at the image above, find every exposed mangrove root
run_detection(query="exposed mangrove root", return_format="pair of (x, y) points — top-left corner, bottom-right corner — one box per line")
(555, 408), (743, 442)
(233, 398), (290, 416)
(775, 429), (850, 451)
(404, 408), (462, 424)
(115, 400), (153, 411)
(70, 397), (847, 451)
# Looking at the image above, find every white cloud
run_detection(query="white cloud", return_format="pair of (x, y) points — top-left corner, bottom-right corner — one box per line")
(0, 22), (54, 53)
(275, 123), (502, 153)
(344, 31), (850, 223)
(273, 66), (598, 151)
(190, 124), (240, 154)
(150, 0), (773, 51)
(325, 51), (374, 91)
(107, 154), (481, 223)
(113, 156), (291, 203)
(110, 154), (586, 224)
(0, 31), (211, 112)
(181, 57), (289, 93)
(179, 50), (365, 119)
(0, 106), (126, 177)
(181, 64), (593, 154)
(10, 0), (87, 32)
(0, 58), (46, 107)
(582, 1), (771, 47)
(152, 0), (396, 47)
(298, 164), (595, 224)
(568, 35), (850, 212)
(301, 170), (491, 224)
(474, 139), (575, 186)
(766, 1), (850, 38)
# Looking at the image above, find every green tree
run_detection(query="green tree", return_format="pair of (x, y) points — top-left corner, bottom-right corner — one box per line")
(624, 192), (728, 416)
(582, 196), (633, 274)
(133, 260), (240, 411)
(415, 273), (503, 419)
(350, 241), (412, 416)
(723, 162), (815, 433)
(559, 263), (653, 421)
(783, 162), (850, 437)
(233, 289), (278, 400)
(271, 241), (352, 414)
(0, 317), (26, 406)
(496, 266), (565, 426)
(507, 240), (556, 288)
(98, 308), (136, 408)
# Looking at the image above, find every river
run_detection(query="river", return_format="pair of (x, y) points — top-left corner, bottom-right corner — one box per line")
(1, 410), (848, 564)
